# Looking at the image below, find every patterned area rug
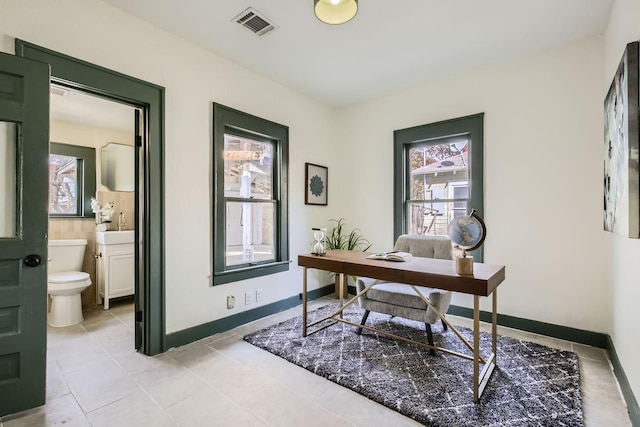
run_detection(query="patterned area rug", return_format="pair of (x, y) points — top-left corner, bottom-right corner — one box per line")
(244, 303), (583, 426)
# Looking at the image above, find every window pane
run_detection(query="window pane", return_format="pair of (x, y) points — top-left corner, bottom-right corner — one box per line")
(223, 134), (273, 200)
(449, 182), (469, 213)
(49, 154), (78, 215)
(409, 140), (469, 200)
(0, 122), (17, 237)
(406, 201), (468, 236)
(452, 184), (469, 202)
(225, 201), (274, 266)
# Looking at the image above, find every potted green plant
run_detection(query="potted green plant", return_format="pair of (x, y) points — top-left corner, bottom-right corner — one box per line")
(325, 218), (371, 297)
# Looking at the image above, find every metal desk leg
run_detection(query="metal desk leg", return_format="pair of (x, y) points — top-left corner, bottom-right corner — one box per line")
(339, 273), (345, 319)
(473, 295), (480, 403)
(492, 290), (497, 361)
(302, 267), (308, 337)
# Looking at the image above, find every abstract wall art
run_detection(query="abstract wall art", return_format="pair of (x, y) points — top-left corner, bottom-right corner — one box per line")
(604, 41), (639, 238)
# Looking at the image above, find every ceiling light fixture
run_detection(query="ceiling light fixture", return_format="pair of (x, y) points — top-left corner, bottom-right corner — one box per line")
(314, 0), (358, 25)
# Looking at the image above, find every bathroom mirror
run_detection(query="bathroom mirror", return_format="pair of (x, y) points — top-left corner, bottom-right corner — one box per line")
(101, 142), (134, 192)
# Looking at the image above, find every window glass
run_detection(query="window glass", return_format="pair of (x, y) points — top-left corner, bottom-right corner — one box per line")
(407, 139), (470, 236)
(409, 140), (469, 199)
(407, 201), (469, 235)
(49, 153), (78, 215)
(48, 143), (96, 218)
(223, 134), (273, 200)
(0, 122), (17, 237)
(451, 184), (469, 218)
(225, 201), (274, 266)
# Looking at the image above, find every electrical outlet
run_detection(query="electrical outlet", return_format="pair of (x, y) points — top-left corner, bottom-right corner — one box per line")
(245, 291), (253, 305)
(256, 288), (263, 302)
(226, 295), (235, 309)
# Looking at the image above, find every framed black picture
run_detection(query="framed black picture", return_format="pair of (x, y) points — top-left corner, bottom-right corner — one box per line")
(604, 41), (639, 238)
(305, 163), (328, 206)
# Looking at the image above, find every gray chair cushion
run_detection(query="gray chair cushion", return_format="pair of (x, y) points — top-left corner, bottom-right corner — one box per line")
(356, 235), (454, 326)
(393, 234), (452, 259)
(366, 283), (437, 310)
(356, 278), (452, 325)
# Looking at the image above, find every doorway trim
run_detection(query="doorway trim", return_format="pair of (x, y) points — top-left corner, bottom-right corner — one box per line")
(16, 40), (166, 355)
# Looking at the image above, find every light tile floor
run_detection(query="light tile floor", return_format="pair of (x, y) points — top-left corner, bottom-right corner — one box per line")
(0, 296), (632, 426)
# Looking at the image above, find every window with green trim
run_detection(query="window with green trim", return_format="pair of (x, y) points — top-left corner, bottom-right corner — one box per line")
(212, 104), (289, 285)
(394, 114), (484, 260)
(49, 142), (96, 218)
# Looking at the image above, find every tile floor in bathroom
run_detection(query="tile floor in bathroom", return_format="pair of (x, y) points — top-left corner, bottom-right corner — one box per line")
(0, 296), (633, 426)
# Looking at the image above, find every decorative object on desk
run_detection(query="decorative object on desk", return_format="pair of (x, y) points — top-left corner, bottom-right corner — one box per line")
(366, 251), (413, 262)
(244, 303), (583, 427)
(91, 197), (115, 230)
(447, 209), (486, 275)
(311, 227), (326, 255)
(325, 218), (371, 297)
(305, 163), (328, 205)
(604, 41), (639, 237)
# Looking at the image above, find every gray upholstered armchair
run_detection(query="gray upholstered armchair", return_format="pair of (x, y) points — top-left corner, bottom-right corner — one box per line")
(355, 235), (453, 354)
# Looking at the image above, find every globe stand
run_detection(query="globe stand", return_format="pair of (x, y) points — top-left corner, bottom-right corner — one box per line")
(448, 209), (486, 276)
(456, 253), (474, 275)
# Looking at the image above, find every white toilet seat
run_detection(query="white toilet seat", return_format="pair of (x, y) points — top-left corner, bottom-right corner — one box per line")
(48, 271), (90, 283)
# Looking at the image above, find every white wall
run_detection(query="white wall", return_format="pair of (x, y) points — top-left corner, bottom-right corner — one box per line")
(337, 36), (609, 332)
(51, 120), (134, 192)
(51, 120), (132, 151)
(604, 0), (640, 402)
(0, 0), (340, 333)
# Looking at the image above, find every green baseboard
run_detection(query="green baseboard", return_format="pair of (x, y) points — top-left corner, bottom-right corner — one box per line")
(446, 304), (608, 348)
(607, 336), (640, 426)
(345, 284), (609, 348)
(165, 284), (334, 349)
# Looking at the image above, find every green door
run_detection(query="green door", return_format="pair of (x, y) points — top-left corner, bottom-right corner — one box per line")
(0, 52), (50, 416)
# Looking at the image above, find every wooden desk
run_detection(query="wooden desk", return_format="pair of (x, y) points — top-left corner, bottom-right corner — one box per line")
(298, 250), (506, 403)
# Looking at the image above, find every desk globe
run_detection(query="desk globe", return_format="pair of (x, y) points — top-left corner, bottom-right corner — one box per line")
(447, 209), (486, 275)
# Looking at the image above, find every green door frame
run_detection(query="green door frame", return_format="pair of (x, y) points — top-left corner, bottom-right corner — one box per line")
(15, 40), (166, 355)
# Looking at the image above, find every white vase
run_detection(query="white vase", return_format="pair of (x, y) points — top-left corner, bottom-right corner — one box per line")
(96, 223), (107, 232)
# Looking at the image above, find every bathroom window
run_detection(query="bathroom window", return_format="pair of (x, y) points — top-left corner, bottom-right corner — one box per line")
(212, 104), (289, 285)
(49, 143), (96, 217)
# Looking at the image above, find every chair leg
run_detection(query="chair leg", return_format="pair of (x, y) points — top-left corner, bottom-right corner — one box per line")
(357, 310), (370, 335)
(442, 319), (448, 331)
(425, 323), (436, 356)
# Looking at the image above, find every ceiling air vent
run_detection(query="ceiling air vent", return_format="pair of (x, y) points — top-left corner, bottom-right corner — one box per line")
(50, 86), (70, 97)
(233, 7), (278, 37)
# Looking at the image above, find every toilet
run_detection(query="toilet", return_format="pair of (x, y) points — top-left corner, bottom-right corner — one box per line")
(47, 239), (92, 327)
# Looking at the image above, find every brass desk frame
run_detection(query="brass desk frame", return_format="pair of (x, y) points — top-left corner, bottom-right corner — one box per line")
(298, 250), (506, 403)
